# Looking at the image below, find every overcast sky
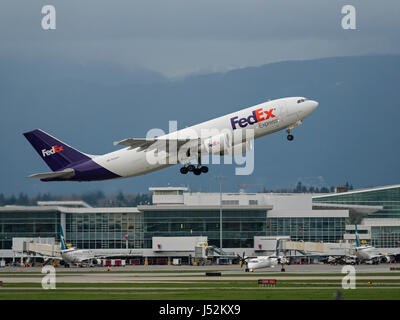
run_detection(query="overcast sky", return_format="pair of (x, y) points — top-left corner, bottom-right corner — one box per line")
(1, 1), (399, 77)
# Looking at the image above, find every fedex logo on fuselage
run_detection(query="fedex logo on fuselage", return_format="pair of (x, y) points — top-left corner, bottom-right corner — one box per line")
(42, 145), (63, 157)
(230, 107), (276, 130)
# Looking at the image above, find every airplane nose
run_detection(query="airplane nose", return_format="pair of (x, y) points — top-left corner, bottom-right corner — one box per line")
(310, 100), (319, 110)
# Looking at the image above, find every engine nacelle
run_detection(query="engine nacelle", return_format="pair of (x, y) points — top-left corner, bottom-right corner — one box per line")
(203, 133), (230, 155)
(227, 140), (253, 155)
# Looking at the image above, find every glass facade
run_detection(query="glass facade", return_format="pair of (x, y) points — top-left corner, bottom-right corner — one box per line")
(313, 186), (400, 247)
(143, 210), (267, 248)
(0, 201), (351, 251)
(65, 212), (144, 249)
(266, 217), (346, 242)
(371, 226), (400, 248)
(0, 211), (60, 249)
(313, 186), (400, 219)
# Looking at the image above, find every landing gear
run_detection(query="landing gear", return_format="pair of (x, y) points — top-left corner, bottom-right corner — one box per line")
(286, 129), (294, 141)
(286, 120), (303, 141)
(181, 149), (209, 175)
(201, 166), (208, 173)
(180, 164), (209, 175)
(180, 167), (188, 174)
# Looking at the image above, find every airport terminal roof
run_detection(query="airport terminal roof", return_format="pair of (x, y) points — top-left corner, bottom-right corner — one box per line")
(312, 184), (400, 199)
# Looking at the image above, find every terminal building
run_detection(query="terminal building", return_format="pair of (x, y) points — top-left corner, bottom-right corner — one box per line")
(0, 184), (399, 263)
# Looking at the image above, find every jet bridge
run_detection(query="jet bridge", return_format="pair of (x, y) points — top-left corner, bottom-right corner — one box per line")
(24, 242), (61, 258)
(281, 240), (353, 256)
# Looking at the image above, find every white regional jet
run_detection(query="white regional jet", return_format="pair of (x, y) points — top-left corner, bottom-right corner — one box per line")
(23, 97), (318, 180)
(353, 223), (394, 264)
(238, 239), (288, 272)
(58, 224), (135, 267)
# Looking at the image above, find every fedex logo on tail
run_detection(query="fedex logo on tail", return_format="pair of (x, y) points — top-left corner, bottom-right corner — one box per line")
(230, 107), (276, 130)
(42, 145), (63, 157)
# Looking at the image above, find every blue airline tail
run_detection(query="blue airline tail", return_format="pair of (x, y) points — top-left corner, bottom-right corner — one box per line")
(23, 129), (91, 172)
(355, 223), (361, 247)
(275, 239), (280, 256)
(59, 224), (67, 251)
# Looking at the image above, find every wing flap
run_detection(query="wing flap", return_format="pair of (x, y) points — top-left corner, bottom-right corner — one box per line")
(113, 138), (156, 149)
(28, 168), (75, 179)
(113, 138), (198, 151)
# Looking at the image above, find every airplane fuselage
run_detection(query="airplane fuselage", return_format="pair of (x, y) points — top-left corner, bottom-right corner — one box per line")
(25, 96), (318, 181)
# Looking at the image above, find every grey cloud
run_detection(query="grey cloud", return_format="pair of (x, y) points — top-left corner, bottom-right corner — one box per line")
(0, 0), (399, 76)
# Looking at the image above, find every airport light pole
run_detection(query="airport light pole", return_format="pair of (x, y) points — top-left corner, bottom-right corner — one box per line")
(216, 175), (226, 249)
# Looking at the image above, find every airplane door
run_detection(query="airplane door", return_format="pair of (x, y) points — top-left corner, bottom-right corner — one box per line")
(282, 100), (298, 126)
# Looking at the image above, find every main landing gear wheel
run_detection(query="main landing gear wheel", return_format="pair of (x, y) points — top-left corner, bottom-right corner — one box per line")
(180, 167), (188, 174)
(287, 134), (294, 141)
(201, 166), (208, 173)
(187, 165), (195, 172)
(193, 168), (201, 175)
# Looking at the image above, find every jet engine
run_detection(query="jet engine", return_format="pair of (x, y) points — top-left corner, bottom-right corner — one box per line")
(203, 133), (230, 155)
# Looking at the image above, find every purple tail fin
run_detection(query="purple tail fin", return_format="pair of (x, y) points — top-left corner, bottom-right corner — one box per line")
(23, 129), (91, 171)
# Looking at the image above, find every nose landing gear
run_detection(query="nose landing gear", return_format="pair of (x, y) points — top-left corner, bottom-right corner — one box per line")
(286, 129), (294, 141)
(286, 120), (303, 141)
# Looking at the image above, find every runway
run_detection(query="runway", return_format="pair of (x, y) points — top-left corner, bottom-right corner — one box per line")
(0, 263), (396, 273)
(1, 263), (399, 284)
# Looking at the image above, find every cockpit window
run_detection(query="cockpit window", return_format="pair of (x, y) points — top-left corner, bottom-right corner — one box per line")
(297, 98), (308, 104)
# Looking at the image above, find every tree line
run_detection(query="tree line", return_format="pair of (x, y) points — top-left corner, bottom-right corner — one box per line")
(263, 181), (354, 194)
(0, 181), (354, 207)
(0, 191), (152, 207)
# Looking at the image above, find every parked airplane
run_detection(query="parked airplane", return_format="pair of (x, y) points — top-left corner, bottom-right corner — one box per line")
(58, 225), (136, 267)
(238, 239), (288, 272)
(353, 223), (394, 264)
(23, 97), (318, 181)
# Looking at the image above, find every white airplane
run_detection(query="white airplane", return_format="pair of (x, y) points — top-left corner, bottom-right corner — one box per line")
(59, 225), (96, 267)
(238, 239), (288, 272)
(23, 97), (318, 181)
(353, 223), (393, 264)
(58, 225), (135, 267)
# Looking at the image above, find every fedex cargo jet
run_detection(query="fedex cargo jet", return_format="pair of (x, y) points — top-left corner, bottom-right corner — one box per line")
(23, 97), (318, 181)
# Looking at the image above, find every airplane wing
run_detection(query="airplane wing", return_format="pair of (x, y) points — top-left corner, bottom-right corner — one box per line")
(113, 138), (198, 151)
(28, 168), (75, 179)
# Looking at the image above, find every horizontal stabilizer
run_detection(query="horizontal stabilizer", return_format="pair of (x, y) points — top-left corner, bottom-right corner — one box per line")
(28, 168), (75, 179)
